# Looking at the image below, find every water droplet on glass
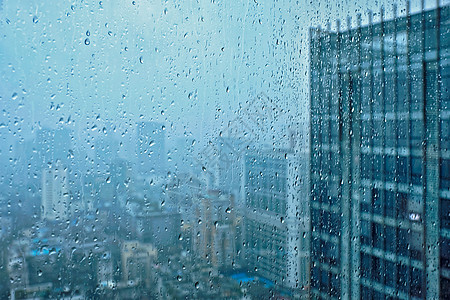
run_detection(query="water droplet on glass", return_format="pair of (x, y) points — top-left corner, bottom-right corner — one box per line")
(32, 16), (38, 23)
(139, 56), (144, 64)
(84, 38), (90, 45)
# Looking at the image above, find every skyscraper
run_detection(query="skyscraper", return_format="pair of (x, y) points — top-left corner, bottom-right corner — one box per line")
(192, 190), (237, 272)
(36, 127), (73, 169)
(243, 148), (310, 296)
(42, 163), (69, 221)
(310, 4), (448, 299)
(136, 122), (166, 175)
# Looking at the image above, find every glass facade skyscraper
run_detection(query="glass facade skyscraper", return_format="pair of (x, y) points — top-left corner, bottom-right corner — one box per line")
(310, 5), (448, 299)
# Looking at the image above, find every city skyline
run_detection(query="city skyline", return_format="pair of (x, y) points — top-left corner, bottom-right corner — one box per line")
(0, 1), (448, 299)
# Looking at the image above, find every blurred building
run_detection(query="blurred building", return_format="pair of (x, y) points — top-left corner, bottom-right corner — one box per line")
(243, 149), (310, 296)
(121, 241), (157, 287)
(166, 173), (203, 225)
(206, 137), (245, 202)
(310, 5), (448, 299)
(86, 155), (132, 210)
(13, 127), (74, 213)
(41, 163), (69, 221)
(136, 122), (166, 175)
(171, 137), (196, 174)
(135, 210), (181, 249)
(192, 190), (237, 272)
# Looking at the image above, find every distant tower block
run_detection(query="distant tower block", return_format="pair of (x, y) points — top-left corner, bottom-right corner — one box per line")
(41, 163), (69, 221)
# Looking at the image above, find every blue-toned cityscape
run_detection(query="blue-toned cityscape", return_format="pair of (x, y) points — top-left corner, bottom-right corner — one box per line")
(0, 1), (448, 300)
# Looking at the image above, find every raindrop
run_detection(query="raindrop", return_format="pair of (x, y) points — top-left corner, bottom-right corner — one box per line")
(37, 270), (43, 277)
(139, 56), (144, 64)
(225, 207), (231, 214)
(106, 176), (111, 183)
(11, 92), (18, 100)
(84, 38), (90, 45)
(86, 30), (90, 36)
(32, 16), (38, 23)
(195, 282), (199, 289)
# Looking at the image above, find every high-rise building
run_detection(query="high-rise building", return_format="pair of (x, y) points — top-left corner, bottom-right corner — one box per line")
(243, 149), (310, 296)
(41, 163), (69, 221)
(212, 137), (244, 196)
(36, 127), (73, 169)
(192, 190), (237, 272)
(15, 127), (73, 196)
(136, 122), (166, 175)
(204, 137), (245, 206)
(310, 5), (448, 299)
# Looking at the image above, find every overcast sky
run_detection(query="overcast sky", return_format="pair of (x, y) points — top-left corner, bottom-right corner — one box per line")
(0, 0), (445, 158)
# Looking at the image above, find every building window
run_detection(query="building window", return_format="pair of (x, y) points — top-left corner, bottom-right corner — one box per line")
(411, 156), (423, 185)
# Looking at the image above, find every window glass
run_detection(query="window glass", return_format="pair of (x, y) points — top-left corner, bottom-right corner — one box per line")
(0, 1), (447, 299)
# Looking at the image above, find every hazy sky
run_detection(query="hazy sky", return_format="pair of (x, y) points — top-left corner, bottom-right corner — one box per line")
(0, 0), (445, 158)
